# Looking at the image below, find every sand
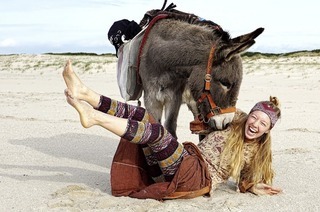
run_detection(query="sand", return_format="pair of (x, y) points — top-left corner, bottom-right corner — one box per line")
(0, 53), (319, 211)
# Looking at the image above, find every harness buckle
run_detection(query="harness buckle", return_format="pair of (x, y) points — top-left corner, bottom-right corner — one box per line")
(210, 107), (221, 116)
(205, 74), (211, 82)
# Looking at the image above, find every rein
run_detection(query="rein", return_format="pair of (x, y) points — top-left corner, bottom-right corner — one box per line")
(137, 14), (169, 84)
(197, 45), (236, 122)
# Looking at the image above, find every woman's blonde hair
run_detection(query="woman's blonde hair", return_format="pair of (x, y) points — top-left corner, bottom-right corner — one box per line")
(221, 96), (281, 185)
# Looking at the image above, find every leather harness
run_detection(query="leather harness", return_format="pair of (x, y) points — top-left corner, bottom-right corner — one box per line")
(197, 45), (236, 121)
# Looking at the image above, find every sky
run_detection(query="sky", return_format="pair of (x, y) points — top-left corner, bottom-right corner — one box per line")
(1, 0), (319, 54)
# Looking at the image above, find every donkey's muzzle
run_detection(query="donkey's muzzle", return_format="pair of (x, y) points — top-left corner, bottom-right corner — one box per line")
(208, 112), (235, 130)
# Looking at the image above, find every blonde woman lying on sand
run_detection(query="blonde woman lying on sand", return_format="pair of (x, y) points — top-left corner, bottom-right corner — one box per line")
(62, 60), (282, 200)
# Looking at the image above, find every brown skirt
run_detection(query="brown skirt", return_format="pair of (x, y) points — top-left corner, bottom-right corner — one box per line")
(110, 139), (211, 200)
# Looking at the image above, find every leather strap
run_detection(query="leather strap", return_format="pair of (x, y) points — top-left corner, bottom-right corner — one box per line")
(136, 14), (169, 84)
(197, 45), (236, 120)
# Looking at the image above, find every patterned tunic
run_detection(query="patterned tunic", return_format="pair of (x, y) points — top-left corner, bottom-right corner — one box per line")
(197, 125), (260, 190)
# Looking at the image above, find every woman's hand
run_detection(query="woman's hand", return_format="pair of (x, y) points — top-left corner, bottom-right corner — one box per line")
(250, 183), (282, 195)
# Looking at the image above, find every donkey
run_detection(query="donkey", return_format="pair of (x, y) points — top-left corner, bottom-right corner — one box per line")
(138, 18), (264, 138)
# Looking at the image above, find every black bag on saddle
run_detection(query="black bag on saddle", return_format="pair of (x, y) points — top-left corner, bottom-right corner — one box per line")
(108, 19), (144, 101)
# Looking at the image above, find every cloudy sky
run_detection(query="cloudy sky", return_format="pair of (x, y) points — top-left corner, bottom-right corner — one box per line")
(1, 0), (319, 54)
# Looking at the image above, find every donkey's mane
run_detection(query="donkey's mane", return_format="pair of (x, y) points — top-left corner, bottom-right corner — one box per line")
(213, 28), (230, 42)
(196, 19), (231, 42)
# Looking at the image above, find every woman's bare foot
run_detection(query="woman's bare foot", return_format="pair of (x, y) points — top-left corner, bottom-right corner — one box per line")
(65, 89), (129, 136)
(62, 60), (88, 100)
(65, 89), (96, 128)
(62, 60), (100, 107)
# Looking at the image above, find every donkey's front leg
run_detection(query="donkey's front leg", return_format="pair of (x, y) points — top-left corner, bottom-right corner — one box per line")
(143, 93), (164, 124)
(164, 95), (182, 139)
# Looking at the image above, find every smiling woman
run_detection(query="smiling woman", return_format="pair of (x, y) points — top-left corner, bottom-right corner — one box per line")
(245, 111), (271, 140)
(207, 97), (282, 194)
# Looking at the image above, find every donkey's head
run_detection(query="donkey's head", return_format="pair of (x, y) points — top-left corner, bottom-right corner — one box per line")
(193, 28), (264, 133)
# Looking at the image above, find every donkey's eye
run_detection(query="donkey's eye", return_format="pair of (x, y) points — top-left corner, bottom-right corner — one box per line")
(220, 80), (232, 89)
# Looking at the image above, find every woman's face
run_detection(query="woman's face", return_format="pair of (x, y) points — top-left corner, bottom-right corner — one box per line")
(244, 110), (271, 141)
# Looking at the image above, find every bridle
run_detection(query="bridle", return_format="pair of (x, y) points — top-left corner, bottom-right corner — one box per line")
(197, 45), (236, 123)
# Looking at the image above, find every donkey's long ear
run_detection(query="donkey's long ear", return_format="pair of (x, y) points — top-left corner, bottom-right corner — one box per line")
(222, 28), (264, 61)
(232, 27), (264, 43)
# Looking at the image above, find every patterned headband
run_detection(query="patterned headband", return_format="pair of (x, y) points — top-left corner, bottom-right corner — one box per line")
(250, 101), (279, 128)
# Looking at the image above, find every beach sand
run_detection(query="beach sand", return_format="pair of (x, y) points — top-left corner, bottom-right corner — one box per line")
(0, 54), (319, 211)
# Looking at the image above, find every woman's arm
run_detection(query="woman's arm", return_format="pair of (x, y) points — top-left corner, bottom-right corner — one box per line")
(238, 172), (282, 195)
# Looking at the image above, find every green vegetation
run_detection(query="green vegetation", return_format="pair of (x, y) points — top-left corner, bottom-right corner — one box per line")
(242, 49), (320, 58)
(242, 52), (279, 58)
